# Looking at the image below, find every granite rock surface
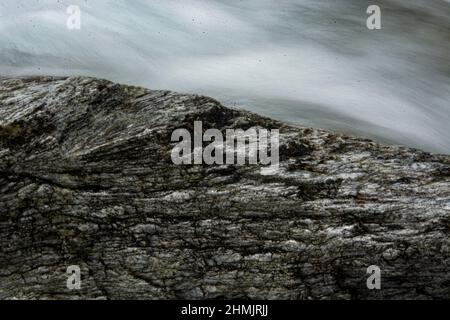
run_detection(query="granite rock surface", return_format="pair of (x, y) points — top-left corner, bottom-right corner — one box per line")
(0, 76), (449, 299)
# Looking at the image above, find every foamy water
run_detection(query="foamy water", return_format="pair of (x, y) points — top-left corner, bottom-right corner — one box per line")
(1, 0), (449, 153)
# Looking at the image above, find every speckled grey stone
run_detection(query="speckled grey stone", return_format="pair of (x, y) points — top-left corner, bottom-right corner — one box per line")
(0, 76), (449, 300)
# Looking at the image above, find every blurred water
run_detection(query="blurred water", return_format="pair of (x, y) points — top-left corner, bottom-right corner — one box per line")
(1, 0), (449, 153)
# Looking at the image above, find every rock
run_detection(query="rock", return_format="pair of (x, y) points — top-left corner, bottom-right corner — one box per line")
(0, 76), (449, 300)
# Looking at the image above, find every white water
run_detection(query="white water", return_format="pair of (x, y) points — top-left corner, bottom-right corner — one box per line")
(1, 0), (449, 153)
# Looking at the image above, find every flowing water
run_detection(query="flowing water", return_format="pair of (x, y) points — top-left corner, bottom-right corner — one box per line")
(1, 0), (449, 153)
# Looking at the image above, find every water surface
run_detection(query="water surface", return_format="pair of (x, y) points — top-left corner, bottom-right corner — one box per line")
(1, 0), (449, 153)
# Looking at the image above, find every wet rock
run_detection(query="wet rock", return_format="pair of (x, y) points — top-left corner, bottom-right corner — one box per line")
(0, 76), (449, 300)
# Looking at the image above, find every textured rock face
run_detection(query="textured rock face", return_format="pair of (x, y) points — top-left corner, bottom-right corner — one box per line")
(0, 76), (449, 300)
